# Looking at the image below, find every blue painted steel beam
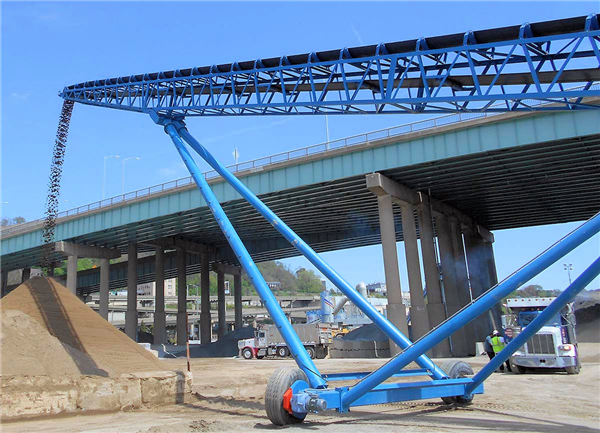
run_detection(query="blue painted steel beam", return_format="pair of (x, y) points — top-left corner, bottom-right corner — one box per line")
(341, 213), (600, 409)
(60, 15), (600, 115)
(174, 121), (447, 381)
(160, 117), (326, 389)
(323, 369), (431, 381)
(466, 256), (600, 395)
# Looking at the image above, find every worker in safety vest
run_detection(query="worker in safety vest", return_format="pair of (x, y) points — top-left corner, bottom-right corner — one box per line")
(490, 330), (512, 372)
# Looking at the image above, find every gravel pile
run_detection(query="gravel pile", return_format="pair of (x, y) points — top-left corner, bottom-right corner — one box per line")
(341, 323), (388, 342)
(182, 327), (256, 358)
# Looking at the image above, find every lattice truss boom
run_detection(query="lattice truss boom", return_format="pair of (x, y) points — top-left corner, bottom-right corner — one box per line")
(61, 15), (600, 115)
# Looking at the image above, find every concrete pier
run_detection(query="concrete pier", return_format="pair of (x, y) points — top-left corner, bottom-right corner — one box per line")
(154, 247), (166, 345)
(417, 194), (451, 357)
(66, 255), (78, 295)
(435, 215), (468, 357)
(217, 270), (226, 339)
(21, 267), (31, 283)
(399, 203), (430, 342)
(125, 243), (138, 340)
(99, 258), (110, 320)
(234, 271), (242, 330)
(200, 253), (211, 344)
(463, 228), (491, 342)
(176, 247), (187, 346)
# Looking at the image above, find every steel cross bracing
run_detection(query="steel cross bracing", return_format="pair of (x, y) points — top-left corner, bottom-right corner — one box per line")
(60, 15), (600, 116)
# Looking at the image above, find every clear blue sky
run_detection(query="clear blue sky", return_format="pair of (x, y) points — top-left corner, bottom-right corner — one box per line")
(1, 2), (598, 291)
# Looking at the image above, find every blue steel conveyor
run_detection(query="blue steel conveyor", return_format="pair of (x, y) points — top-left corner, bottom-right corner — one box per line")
(55, 15), (600, 425)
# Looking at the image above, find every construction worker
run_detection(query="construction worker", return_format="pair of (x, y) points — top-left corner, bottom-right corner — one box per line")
(491, 330), (512, 372)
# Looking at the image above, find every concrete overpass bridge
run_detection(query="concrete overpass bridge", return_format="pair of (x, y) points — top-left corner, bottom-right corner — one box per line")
(2, 97), (599, 355)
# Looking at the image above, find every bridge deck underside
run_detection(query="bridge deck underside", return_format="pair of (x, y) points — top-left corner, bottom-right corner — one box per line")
(3, 133), (598, 287)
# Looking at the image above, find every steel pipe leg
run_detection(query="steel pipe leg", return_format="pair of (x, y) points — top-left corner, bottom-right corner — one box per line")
(175, 122), (446, 381)
(160, 119), (325, 388)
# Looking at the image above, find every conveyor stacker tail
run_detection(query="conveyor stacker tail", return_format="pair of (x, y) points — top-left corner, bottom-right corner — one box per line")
(57, 14), (600, 425)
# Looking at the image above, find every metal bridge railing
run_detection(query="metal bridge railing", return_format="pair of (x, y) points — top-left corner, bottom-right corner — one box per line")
(2, 84), (597, 238)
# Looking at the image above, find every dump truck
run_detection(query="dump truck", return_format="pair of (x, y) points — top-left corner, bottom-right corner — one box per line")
(503, 297), (580, 374)
(239, 323), (332, 360)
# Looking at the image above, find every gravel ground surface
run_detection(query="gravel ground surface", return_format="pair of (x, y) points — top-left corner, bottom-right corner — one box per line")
(3, 343), (599, 433)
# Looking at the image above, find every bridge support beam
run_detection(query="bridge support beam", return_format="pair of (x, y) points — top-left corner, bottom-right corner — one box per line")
(372, 192), (408, 354)
(22, 267), (31, 283)
(399, 203), (431, 344)
(436, 215), (468, 357)
(463, 228), (492, 342)
(125, 243), (138, 340)
(154, 247), (166, 345)
(417, 194), (451, 357)
(200, 253), (211, 344)
(234, 271), (243, 330)
(217, 270), (226, 339)
(67, 255), (78, 295)
(99, 258), (109, 320)
(449, 217), (476, 356)
(176, 247), (187, 346)
(1, 271), (7, 298)
(482, 240), (502, 329)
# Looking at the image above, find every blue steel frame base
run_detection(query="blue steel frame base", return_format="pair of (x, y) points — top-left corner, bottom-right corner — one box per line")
(154, 114), (600, 420)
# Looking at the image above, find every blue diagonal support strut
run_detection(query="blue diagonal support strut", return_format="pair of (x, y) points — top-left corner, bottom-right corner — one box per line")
(158, 116), (326, 389)
(173, 122), (448, 381)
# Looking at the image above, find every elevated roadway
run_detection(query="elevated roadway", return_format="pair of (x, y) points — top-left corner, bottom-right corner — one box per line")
(2, 104), (600, 294)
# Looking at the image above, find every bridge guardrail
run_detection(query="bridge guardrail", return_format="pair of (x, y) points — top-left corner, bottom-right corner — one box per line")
(2, 84), (597, 238)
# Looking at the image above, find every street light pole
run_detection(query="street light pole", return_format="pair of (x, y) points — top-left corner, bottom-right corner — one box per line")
(563, 263), (573, 285)
(121, 157), (141, 195)
(103, 155), (120, 200)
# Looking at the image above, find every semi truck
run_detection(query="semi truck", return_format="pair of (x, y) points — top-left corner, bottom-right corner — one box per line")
(503, 297), (580, 374)
(239, 323), (332, 360)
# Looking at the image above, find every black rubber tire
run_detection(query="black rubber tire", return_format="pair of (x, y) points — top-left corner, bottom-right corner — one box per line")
(305, 346), (315, 359)
(565, 363), (580, 375)
(265, 367), (308, 426)
(277, 346), (289, 358)
(242, 348), (253, 360)
(440, 360), (474, 405)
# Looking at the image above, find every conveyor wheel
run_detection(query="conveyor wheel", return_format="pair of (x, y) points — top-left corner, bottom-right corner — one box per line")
(265, 367), (308, 426)
(440, 360), (474, 405)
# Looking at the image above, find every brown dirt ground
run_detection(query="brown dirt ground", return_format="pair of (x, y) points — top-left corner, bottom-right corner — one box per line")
(2, 343), (599, 433)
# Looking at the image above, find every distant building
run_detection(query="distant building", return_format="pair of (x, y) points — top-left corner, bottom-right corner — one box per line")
(366, 282), (386, 295)
(266, 281), (281, 290)
(137, 278), (176, 296)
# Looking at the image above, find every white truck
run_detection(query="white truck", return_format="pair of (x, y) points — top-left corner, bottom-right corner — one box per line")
(238, 323), (332, 360)
(503, 297), (580, 374)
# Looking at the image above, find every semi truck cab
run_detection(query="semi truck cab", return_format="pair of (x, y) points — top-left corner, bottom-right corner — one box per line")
(503, 297), (580, 374)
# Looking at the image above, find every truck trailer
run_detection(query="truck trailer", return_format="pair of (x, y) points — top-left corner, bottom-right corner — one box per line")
(503, 297), (580, 374)
(239, 323), (332, 360)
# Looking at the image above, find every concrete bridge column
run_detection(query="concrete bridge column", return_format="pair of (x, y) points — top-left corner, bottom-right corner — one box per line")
(463, 228), (492, 342)
(1, 271), (7, 298)
(217, 270), (226, 339)
(22, 267), (31, 283)
(200, 253), (211, 344)
(176, 247), (187, 346)
(399, 203), (430, 342)
(375, 194), (408, 355)
(435, 215), (468, 357)
(417, 195), (451, 357)
(449, 217), (476, 356)
(125, 243), (138, 341)
(482, 239), (502, 330)
(234, 271), (243, 330)
(154, 247), (166, 345)
(99, 258), (110, 320)
(66, 255), (78, 295)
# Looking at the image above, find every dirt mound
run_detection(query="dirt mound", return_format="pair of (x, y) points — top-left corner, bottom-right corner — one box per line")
(0, 276), (165, 377)
(1, 309), (112, 376)
(575, 302), (600, 343)
(184, 327), (256, 358)
(341, 323), (388, 342)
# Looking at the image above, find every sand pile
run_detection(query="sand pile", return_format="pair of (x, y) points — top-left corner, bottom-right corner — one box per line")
(0, 276), (165, 377)
(183, 327), (256, 358)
